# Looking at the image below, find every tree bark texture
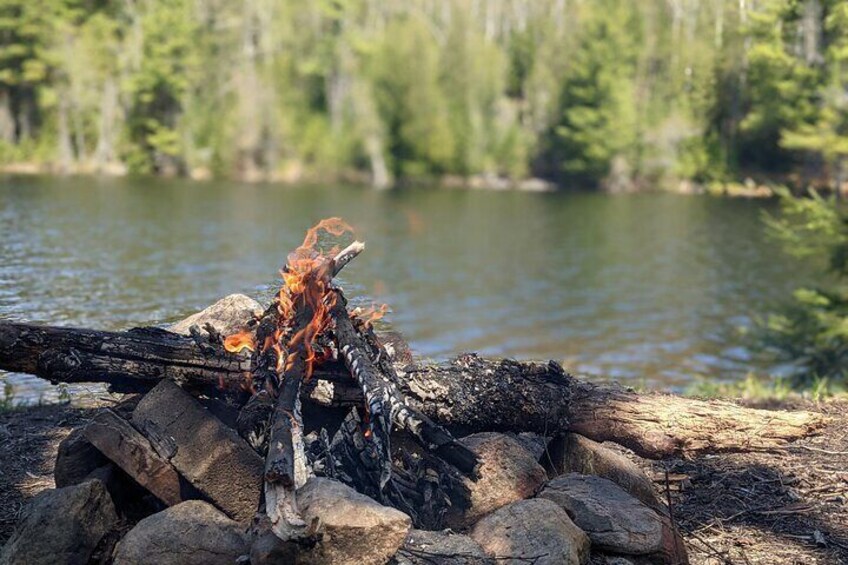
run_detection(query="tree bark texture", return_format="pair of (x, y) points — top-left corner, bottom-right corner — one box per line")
(0, 322), (827, 460)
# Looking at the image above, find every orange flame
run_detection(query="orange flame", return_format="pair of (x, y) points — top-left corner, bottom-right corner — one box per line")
(279, 218), (354, 380)
(223, 331), (256, 353)
(221, 218), (355, 385)
(354, 303), (389, 329)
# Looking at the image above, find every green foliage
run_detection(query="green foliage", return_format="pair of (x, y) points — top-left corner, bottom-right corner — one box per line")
(779, 1), (848, 189)
(369, 16), (454, 177)
(764, 188), (848, 271)
(687, 373), (794, 401)
(760, 189), (848, 385)
(0, 0), (846, 187)
(544, 8), (638, 186)
(686, 371), (843, 401)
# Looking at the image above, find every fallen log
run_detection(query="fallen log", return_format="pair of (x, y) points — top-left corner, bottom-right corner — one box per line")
(0, 321), (249, 393)
(395, 355), (829, 459)
(0, 322), (827, 459)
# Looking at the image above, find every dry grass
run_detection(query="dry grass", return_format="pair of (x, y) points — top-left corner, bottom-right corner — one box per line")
(0, 403), (105, 544)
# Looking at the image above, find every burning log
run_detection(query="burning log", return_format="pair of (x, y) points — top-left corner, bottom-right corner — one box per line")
(0, 322), (826, 460)
(330, 290), (478, 476)
(249, 222), (361, 542)
(222, 218), (477, 541)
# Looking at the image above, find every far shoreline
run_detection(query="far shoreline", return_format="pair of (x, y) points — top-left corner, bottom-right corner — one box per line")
(1, 161), (792, 199)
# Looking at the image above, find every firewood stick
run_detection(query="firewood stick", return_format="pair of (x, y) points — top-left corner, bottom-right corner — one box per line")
(261, 243), (359, 541)
(329, 290), (479, 478)
(332, 241), (365, 277)
(329, 296), (394, 489)
(357, 317), (479, 475)
(264, 360), (310, 540)
(262, 287), (319, 540)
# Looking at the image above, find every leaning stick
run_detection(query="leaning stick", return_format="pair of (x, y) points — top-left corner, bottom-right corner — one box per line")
(263, 247), (363, 541)
(332, 241), (365, 277)
(330, 290), (479, 480)
(357, 315), (480, 475)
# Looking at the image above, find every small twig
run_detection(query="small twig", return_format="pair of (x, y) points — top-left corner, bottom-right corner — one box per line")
(686, 531), (733, 564)
(794, 445), (848, 456)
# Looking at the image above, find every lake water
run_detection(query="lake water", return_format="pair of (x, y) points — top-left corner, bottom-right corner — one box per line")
(0, 176), (812, 404)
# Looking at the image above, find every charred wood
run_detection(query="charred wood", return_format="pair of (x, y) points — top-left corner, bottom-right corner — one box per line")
(0, 322), (249, 394)
(83, 409), (190, 507)
(330, 291), (479, 477)
(0, 323), (828, 459)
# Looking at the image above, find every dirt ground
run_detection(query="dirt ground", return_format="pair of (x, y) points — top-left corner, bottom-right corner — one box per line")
(1, 398), (846, 564)
(636, 399), (848, 565)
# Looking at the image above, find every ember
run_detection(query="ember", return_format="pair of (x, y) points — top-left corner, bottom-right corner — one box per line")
(223, 330), (256, 354)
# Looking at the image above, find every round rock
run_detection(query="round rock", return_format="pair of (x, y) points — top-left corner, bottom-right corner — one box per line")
(538, 474), (663, 555)
(0, 479), (118, 565)
(446, 432), (548, 528)
(470, 498), (590, 565)
(544, 433), (659, 508)
(113, 500), (249, 565)
(168, 293), (261, 336)
(296, 477), (412, 565)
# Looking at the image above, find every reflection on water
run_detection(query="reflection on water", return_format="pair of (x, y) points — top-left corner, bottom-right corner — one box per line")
(0, 176), (811, 403)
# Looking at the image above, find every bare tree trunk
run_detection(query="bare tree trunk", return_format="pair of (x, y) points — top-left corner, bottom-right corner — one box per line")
(365, 133), (392, 189)
(56, 95), (74, 174)
(802, 0), (823, 65)
(236, 0), (263, 180)
(16, 93), (33, 141)
(0, 89), (15, 143)
(94, 79), (119, 171)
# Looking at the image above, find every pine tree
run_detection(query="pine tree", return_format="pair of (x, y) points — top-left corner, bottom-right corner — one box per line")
(781, 1), (848, 195)
(543, 5), (639, 187)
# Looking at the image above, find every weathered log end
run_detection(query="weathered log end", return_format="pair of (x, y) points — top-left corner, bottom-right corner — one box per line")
(567, 381), (830, 459)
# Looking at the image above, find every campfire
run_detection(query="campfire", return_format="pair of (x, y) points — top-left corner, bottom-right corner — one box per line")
(0, 219), (830, 565)
(213, 217), (478, 540)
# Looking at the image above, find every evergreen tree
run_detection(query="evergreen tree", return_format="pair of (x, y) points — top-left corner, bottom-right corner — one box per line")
(543, 5), (639, 187)
(762, 189), (848, 385)
(781, 1), (848, 195)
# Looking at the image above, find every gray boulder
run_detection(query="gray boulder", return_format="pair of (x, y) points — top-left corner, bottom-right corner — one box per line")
(470, 498), (590, 565)
(538, 474), (663, 555)
(168, 293), (261, 336)
(545, 433), (659, 508)
(393, 529), (492, 564)
(446, 432), (548, 528)
(0, 479), (118, 565)
(113, 500), (249, 565)
(54, 426), (109, 487)
(296, 477), (412, 565)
